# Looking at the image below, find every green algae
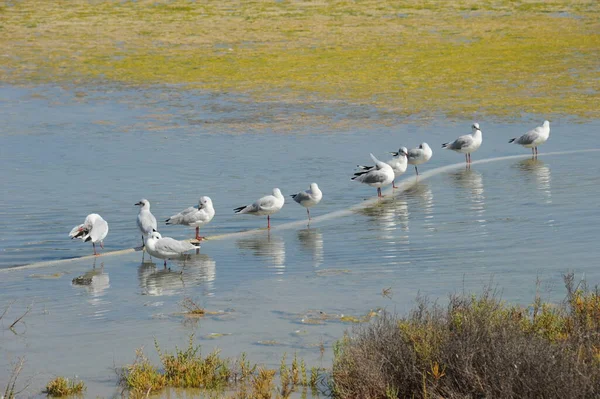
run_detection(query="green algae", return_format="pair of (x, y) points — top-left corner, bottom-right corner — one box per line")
(1, 0), (598, 120)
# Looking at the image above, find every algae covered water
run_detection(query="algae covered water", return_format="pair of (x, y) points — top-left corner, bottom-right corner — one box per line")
(1, 85), (599, 397)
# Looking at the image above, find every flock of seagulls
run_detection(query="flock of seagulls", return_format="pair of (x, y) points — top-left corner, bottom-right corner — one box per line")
(69, 120), (551, 264)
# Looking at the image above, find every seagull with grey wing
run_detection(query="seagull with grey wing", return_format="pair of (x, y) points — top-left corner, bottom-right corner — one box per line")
(291, 183), (322, 222)
(352, 153), (395, 197)
(234, 188), (285, 229)
(406, 143), (433, 176)
(135, 199), (157, 249)
(145, 230), (200, 267)
(442, 123), (483, 164)
(357, 148), (408, 189)
(69, 213), (109, 256)
(509, 120), (550, 158)
(166, 196), (215, 241)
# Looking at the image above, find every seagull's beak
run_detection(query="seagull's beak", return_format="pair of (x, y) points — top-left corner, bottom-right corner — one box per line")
(134, 202), (141, 206)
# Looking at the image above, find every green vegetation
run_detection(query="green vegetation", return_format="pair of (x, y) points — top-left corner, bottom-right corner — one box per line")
(2, 0), (599, 120)
(330, 273), (600, 398)
(44, 376), (86, 397)
(119, 335), (322, 398)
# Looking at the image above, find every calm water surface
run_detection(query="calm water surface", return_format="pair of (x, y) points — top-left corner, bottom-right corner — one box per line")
(1, 85), (599, 397)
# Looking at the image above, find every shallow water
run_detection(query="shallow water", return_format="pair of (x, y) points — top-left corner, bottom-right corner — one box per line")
(1, 85), (600, 397)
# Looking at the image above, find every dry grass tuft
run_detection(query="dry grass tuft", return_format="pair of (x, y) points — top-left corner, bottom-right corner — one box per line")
(44, 376), (86, 397)
(331, 273), (600, 398)
(180, 297), (206, 316)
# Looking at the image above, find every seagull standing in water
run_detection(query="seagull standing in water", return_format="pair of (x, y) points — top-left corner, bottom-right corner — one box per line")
(234, 188), (285, 229)
(442, 123), (483, 164)
(509, 120), (550, 158)
(352, 153), (395, 197)
(357, 149), (408, 189)
(407, 143), (433, 176)
(166, 196), (215, 241)
(69, 213), (109, 255)
(291, 183), (323, 222)
(135, 199), (157, 248)
(145, 230), (200, 267)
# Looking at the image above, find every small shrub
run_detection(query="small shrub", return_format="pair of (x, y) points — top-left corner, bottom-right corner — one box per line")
(44, 376), (86, 397)
(331, 274), (600, 398)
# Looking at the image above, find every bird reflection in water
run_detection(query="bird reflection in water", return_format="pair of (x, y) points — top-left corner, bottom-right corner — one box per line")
(516, 158), (552, 204)
(449, 168), (486, 227)
(236, 233), (286, 274)
(404, 182), (435, 234)
(297, 228), (324, 268)
(358, 196), (410, 248)
(137, 252), (216, 296)
(71, 259), (110, 316)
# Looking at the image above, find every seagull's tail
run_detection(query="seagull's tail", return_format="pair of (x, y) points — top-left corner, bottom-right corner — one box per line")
(165, 218), (172, 225)
(508, 138), (516, 143)
(357, 164), (373, 170)
(290, 194), (297, 199)
(441, 142), (449, 149)
(233, 205), (246, 213)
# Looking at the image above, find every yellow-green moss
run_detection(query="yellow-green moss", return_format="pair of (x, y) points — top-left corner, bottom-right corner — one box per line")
(1, 0), (598, 120)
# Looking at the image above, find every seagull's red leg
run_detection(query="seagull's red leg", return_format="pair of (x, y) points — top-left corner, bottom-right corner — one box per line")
(415, 166), (419, 176)
(195, 226), (205, 241)
(307, 208), (311, 220)
(392, 180), (397, 189)
(164, 260), (167, 267)
(267, 215), (271, 229)
(93, 243), (97, 256)
(100, 241), (104, 249)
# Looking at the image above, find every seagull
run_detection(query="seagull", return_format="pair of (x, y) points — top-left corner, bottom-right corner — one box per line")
(352, 153), (395, 197)
(358, 148), (408, 188)
(407, 143), (433, 176)
(291, 183), (323, 221)
(509, 120), (550, 157)
(69, 213), (109, 255)
(442, 123), (483, 164)
(145, 230), (200, 267)
(234, 188), (285, 229)
(135, 199), (157, 248)
(166, 196), (215, 241)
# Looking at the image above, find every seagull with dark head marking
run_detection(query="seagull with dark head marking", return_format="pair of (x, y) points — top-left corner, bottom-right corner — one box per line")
(442, 123), (483, 164)
(69, 213), (109, 256)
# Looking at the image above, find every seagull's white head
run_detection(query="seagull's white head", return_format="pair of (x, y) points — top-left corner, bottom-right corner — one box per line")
(149, 230), (162, 240)
(543, 120), (550, 128)
(199, 196), (212, 209)
(472, 122), (481, 131)
(135, 199), (150, 209)
(310, 182), (319, 191)
(273, 188), (283, 198)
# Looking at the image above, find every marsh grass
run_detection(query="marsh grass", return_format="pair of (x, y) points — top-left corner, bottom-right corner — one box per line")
(44, 377), (86, 397)
(2, 357), (26, 399)
(331, 273), (600, 398)
(180, 297), (206, 316)
(120, 336), (323, 398)
(2, 0), (598, 120)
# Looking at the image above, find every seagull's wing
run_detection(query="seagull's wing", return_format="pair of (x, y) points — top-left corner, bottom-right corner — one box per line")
(291, 190), (311, 204)
(89, 217), (108, 243)
(355, 170), (389, 185)
(166, 206), (197, 225)
(517, 129), (541, 145)
(69, 223), (87, 240)
(155, 237), (198, 255)
(407, 148), (422, 160)
(256, 195), (278, 212)
(448, 134), (473, 150)
(138, 211), (157, 234)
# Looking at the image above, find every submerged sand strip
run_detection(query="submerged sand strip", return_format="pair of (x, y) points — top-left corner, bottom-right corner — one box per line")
(3, 149), (598, 272)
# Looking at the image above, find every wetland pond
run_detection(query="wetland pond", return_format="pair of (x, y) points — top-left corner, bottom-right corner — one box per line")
(1, 85), (600, 397)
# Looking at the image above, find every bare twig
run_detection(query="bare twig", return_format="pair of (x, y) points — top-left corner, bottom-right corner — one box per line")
(9, 302), (33, 330)
(3, 357), (25, 399)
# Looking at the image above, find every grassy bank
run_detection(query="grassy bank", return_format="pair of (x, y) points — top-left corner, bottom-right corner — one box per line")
(331, 274), (600, 398)
(1, 0), (599, 121)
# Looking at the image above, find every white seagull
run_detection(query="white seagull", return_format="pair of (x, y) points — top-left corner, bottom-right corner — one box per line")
(145, 230), (200, 267)
(352, 153), (395, 197)
(442, 123), (483, 164)
(69, 213), (109, 255)
(166, 196), (215, 241)
(509, 120), (550, 157)
(357, 148), (408, 188)
(234, 188), (285, 229)
(135, 199), (157, 248)
(291, 183), (323, 221)
(407, 143), (433, 176)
